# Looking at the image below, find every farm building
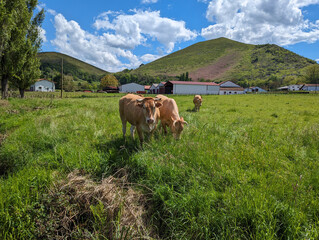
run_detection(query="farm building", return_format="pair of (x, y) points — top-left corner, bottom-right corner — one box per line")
(103, 86), (119, 93)
(164, 81), (220, 95)
(301, 84), (319, 91)
(288, 84), (303, 91)
(119, 83), (145, 93)
(149, 83), (159, 94)
(218, 81), (244, 95)
(245, 86), (267, 93)
(30, 79), (55, 92)
(149, 82), (166, 94)
(144, 85), (151, 93)
(158, 82), (166, 94)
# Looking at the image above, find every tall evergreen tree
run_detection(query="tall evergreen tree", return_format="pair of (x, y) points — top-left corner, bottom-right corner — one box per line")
(0, 0), (43, 99)
(10, 7), (44, 98)
(0, 0), (25, 99)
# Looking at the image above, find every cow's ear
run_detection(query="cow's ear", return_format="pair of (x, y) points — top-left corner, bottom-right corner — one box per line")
(136, 99), (144, 107)
(155, 102), (162, 108)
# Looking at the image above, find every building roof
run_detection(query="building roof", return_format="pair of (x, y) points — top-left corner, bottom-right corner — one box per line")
(35, 78), (55, 83)
(167, 81), (218, 86)
(144, 85), (151, 90)
(220, 87), (244, 91)
(302, 84), (319, 87)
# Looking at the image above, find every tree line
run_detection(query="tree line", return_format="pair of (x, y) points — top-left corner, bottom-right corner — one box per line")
(0, 0), (44, 99)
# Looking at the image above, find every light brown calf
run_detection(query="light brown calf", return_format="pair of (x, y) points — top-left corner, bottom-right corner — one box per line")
(119, 94), (162, 144)
(193, 95), (202, 112)
(156, 94), (187, 140)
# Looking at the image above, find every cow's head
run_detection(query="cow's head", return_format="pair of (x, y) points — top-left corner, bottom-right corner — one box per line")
(137, 97), (162, 124)
(171, 116), (188, 139)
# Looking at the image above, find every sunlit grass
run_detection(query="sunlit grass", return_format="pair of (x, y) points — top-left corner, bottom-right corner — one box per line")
(0, 94), (319, 239)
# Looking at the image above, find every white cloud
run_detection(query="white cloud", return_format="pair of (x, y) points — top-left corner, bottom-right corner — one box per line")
(47, 9), (57, 16)
(94, 10), (197, 53)
(141, 0), (158, 4)
(51, 10), (196, 72)
(201, 0), (319, 46)
(140, 53), (162, 62)
(39, 27), (47, 43)
(316, 59), (319, 63)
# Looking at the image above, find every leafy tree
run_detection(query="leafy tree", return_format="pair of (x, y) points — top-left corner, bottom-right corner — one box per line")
(10, 8), (44, 98)
(100, 74), (119, 89)
(0, 0), (43, 98)
(0, 0), (26, 98)
(304, 65), (319, 84)
(63, 75), (76, 92)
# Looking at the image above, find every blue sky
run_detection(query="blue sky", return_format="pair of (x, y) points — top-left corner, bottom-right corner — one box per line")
(38, 0), (319, 72)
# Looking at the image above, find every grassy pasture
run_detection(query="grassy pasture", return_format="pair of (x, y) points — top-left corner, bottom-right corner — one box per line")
(0, 93), (319, 239)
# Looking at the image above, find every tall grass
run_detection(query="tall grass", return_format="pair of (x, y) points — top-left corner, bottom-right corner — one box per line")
(0, 94), (319, 239)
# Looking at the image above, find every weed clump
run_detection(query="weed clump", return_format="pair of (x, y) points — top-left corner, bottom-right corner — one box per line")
(35, 169), (156, 239)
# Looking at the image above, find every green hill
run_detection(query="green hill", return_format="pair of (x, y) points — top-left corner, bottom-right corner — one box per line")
(38, 52), (108, 83)
(132, 37), (317, 87)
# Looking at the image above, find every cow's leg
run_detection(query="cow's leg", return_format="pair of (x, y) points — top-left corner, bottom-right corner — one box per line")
(136, 126), (144, 145)
(162, 122), (168, 134)
(122, 120), (127, 139)
(130, 125), (136, 139)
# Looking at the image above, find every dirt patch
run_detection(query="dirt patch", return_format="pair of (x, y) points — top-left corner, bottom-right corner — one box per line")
(189, 51), (241, 81)
(35, 169), (157, 239)
(0, 100), (10, 107)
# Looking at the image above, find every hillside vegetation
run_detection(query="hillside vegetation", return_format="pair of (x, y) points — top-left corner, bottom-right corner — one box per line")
(1, 94), (319, 239)
(132, 38), (317, 87)
(38, 52), (108, 83)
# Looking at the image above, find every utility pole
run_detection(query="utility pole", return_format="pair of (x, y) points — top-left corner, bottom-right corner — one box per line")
(61, 57), (63, 98)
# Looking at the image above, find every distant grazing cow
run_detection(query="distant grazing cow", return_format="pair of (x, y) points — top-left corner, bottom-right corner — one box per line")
(193, 95), (202, 112)
(156, 94), (188, 140)
(119, 94), (162, 145)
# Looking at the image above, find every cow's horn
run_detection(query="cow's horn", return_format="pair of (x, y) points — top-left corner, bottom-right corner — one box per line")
(154, 97), (161, 101)
(136, 99), (143, 102)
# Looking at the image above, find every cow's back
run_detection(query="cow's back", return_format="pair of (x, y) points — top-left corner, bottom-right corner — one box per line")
(119, 94), (143, 125)
(156, 95), (180, 121)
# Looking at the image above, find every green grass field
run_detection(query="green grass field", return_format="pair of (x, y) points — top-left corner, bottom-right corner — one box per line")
(1, 93), (319, 239)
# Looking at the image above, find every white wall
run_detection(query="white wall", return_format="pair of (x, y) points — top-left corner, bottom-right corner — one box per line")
(120, 83), (144, 93)
(32, 80), (55, 92)
(173, 84), (220, 95)
(219, 89), (244, 95)
(288, 85), (303, 91)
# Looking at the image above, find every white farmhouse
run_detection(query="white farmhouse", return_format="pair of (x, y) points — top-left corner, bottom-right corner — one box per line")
(119, 83), (145, 93)
(218, 81), (244, 95)
(164, 81), (220, 95)
(288, 84), (303, 91)
(30, 79), (55, 92)
(149, 83), (159, 94)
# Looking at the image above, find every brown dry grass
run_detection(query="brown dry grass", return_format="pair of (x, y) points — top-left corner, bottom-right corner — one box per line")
(189, 51), (241, 81)
(35, 169), (157, 240)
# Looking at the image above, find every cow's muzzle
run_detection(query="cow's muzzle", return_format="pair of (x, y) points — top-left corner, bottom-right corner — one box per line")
(147, 118), (154, 124)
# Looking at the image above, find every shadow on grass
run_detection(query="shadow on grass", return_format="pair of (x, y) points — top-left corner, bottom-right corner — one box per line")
(186, 108), (196, 112)
(94, 136), (149, 181)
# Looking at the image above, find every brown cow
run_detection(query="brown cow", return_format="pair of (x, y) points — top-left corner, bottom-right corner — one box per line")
(156, 94), (188, 140)
(119, 94), (162, 144)
(193, 95), (202, 112)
